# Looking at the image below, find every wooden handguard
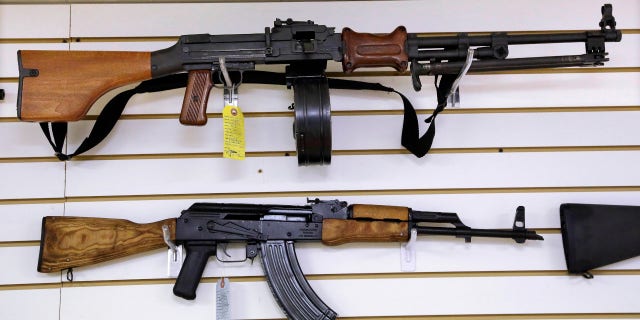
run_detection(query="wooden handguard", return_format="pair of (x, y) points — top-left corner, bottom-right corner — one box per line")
(180, 70), (214, 125)
(341, 26), (409, 73)
(321, 219), (409, 246)
(17, 50), (152, 122)
(351, 204), (409, 221)
(38, 216), (175, 273)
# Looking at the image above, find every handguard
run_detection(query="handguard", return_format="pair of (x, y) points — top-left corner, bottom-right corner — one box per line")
(260, 240), (337, 320)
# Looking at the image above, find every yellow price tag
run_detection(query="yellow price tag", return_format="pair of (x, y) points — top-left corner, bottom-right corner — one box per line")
(222, 105), (245, 160)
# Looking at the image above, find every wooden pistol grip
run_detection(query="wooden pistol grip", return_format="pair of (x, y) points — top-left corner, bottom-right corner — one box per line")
(341, 26), (408, 73)
(38, 216), (176, 273)
(350, 204), (409, 221)
(18, 50), (152, 122)
(321, 219), (409, 246)
(180, 70), (214, 126)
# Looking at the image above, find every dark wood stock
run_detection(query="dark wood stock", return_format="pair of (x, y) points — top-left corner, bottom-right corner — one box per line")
(38, 216), (175, 273)
(341, 26), (409, 73)
(18, 50), (152, 122)
(350, 204), (409, 221)
(180, 70), (214, 125)
(321, 219), (409, 246)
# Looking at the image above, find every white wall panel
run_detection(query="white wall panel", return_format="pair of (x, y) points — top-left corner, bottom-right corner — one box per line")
(69, 1), (640, 37)
(65, 152), (640, 197)
(72, 72), (640, 118)
(0, 122), (61, 158)
(0, 162), (65, 200)
(0, 43), (69, 78)
(0, 246), (61, 285)
(66, 111), (640, 156)
(0, 289), (60, 320)
(0, 5), (69, 38)
(0, 203), (63, 241)
(59, 276), (640, 319)
(2, 1), (639, 319)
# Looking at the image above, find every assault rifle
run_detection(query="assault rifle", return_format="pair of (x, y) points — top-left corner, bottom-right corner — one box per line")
(18, 5), (620, 164)
(38, 199), (543, 319)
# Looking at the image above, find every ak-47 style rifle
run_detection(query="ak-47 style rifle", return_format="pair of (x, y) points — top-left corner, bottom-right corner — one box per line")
(38, 199), (543, 320)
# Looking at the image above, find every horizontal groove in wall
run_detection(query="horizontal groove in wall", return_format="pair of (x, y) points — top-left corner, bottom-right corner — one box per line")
(0, 198), (65, 205)
(0, 240), (39, 247)
(2, 105), (640, 123)
(3, 187), (640, 205)
(50, 269), (640, 289)
(0, 283), (60, 291)
(0, 38), (69, 44)
(60, 185), (640, 203)
(0, 145), (635, 163)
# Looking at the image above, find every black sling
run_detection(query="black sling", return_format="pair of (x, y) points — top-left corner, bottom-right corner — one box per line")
(40, 71), (456, 160)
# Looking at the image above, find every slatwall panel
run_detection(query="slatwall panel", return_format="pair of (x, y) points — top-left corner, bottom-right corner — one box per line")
(1, 1), (639, 320)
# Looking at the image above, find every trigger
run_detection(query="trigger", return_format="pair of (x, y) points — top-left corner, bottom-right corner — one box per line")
(219, 243), (232, 257)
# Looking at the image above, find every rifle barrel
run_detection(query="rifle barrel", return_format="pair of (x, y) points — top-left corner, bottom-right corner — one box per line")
(408, 30), (621, 49)
(415, 226), (544, 241)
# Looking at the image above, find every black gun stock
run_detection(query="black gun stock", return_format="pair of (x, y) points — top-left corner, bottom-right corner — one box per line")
(560, 203), (640, 277)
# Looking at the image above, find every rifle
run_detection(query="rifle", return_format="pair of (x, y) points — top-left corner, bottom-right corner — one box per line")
(560, 203), (640, 277)
(17, 5), (621, 164)
(38, 199), (543, 319)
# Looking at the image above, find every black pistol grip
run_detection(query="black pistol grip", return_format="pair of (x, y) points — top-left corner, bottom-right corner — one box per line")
(173, 242), (216, 300)
(260, 240), (337, 320)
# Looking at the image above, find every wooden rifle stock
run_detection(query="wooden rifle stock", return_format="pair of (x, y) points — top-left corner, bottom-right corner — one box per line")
(321, 204), (410, 245)
(38, 216), (175, 273)
(321, 219), (410, 246)
(18, 50), (152, 122)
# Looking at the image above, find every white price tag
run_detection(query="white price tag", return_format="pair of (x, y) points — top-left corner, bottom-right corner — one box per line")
(216, 278), (230, 320)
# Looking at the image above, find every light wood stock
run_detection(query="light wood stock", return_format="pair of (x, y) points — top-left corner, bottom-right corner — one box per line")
(38, 216), (175, 273)
(350, 204), (409, 221)
(321, 219), (409, 246)
(18, 50), (152, 122)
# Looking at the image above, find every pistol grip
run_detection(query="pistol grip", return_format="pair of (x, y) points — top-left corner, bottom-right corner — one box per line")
(180, 70), (213, 126)
(173, 242), (216, 300)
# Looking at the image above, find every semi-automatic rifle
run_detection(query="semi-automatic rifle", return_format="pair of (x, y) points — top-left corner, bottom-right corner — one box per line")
(38, 199), (543, 320)
(17, 5), (621, 164)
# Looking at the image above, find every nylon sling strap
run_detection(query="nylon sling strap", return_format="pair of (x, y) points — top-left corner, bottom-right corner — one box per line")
(40, 71), (455, 160)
